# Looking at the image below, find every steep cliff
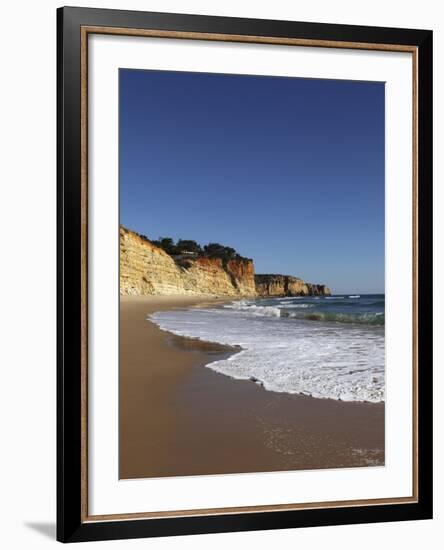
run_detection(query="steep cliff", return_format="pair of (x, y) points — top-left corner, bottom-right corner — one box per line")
(255, 274), (331, 297)
(120, 226), (330, 298)
(120, 227), (256, 296)
(306, 283), (332, 296)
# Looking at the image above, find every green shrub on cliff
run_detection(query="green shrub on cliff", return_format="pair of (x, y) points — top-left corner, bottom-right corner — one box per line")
(151, 237), (177, 255)
(203, 243), (235, 260)
(176, 239), (203, 255)
(151, 236), (250, 264)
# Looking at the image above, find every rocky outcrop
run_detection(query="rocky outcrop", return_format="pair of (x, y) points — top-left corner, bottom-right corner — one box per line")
(306, 283), (332, 296)
(255, 274), (331, 297)
(120, 226), (331, 298)
(120, 227), (256, 296)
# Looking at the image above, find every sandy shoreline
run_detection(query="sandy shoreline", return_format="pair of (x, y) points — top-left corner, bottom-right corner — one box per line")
(119, 295), (385, 479)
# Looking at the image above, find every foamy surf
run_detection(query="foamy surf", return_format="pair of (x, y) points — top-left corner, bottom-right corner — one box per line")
(149, 295), (385, 403)
(222, 298), (384, 325)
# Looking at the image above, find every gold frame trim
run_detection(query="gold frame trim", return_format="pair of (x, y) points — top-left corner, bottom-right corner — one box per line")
(80, 26), (419, 523)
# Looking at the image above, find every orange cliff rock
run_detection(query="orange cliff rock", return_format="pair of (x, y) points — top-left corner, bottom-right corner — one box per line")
(119, 226), (331, 298)
(119, 227), (256, 296)
(255, 274), (331, 297)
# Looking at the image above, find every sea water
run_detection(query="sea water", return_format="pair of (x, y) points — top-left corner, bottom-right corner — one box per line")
(149, 295), (385, 403)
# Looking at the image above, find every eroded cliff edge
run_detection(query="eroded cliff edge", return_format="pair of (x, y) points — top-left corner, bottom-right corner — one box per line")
(120, 227), (256, 296)
(120, 226), (331, 297)
(255, 274), (331, 297)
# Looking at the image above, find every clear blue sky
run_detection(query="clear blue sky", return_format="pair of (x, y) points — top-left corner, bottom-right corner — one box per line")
(119, 69), (385, 294)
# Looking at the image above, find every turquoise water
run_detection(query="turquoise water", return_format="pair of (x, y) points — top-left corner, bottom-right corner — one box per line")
(249, 294), (385, 326)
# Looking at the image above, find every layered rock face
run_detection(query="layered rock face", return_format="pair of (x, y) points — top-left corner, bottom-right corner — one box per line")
(120, 226), (330, 297)
(306, 283), (331, 296)
(120, 227), (256, 296)
(255, 274), (331, 297)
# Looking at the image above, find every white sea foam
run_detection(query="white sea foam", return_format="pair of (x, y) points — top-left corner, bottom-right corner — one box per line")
(222, 300), (383, 325)
(149, 302), (385, 403)
(224, 301), (281, 317)
(277, 302), (314, 309)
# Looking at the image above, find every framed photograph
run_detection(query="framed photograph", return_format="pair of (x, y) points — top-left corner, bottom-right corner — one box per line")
(57, 6), (433, 543)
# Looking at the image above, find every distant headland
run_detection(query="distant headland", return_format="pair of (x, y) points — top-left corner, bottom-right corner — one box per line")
(120, 225), (331, 298)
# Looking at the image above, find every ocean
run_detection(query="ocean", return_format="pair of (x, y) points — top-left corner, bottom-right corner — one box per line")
(149, 294), (385, 403)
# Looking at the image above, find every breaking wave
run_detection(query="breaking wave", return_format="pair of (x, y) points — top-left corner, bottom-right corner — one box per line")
(149, 294), (385, 403)
(223, 300), (384, 326)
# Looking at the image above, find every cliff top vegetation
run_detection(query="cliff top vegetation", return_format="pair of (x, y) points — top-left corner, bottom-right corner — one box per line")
(123, 227), (251, 264)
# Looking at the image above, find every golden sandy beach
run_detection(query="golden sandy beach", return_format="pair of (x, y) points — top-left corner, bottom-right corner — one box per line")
(119, 295), (385, 480)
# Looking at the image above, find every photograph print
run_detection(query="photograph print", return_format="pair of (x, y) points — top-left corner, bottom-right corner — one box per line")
(119, 68), (385, 480)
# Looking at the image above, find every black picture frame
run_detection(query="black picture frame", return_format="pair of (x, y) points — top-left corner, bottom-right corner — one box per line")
(57, 6), (433, 543)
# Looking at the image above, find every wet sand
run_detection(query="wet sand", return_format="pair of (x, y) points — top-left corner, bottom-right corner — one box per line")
(119, 295), (385, 480)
